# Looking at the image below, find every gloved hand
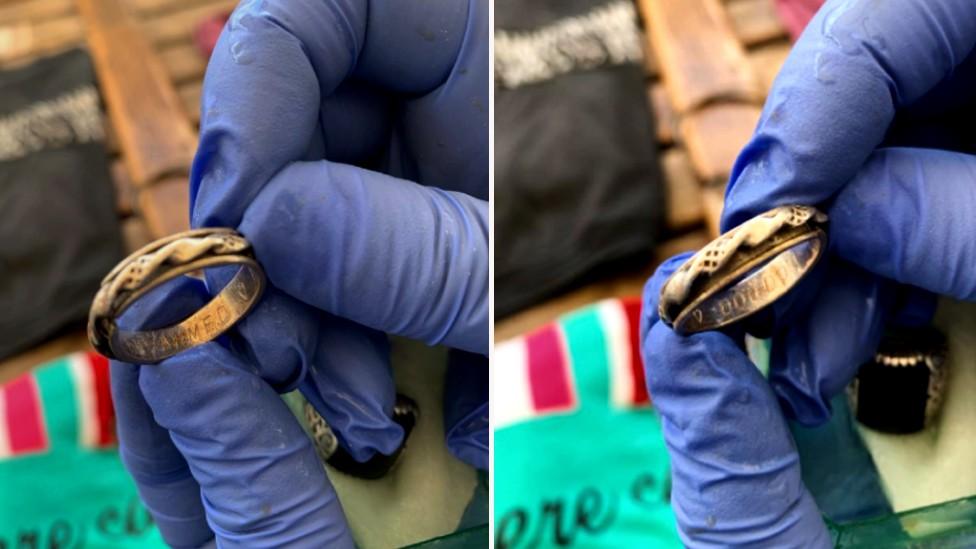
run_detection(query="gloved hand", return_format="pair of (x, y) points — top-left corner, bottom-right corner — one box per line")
(110, 0), (488, 547)
(641, 1), (976, 546)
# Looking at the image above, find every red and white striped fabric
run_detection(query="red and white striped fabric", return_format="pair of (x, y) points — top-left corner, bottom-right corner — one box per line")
(0, 351), (115, 459)
(0, 374), (47, 457)
(495, 297), (650, 430)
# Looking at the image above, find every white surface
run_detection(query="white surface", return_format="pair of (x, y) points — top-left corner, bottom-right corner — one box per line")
(860, 299), (976, 512)
(329, 339), (478, 548)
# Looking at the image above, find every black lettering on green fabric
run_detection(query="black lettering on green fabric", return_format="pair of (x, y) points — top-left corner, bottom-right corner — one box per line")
(16, 530), (38, 549)
(47, 520), (75, 549)
(539, 500), (573, 546)
(575, 487), (616, 533)
(125, 497), (153, 535)
(631, 473), (666, 507)
(495, 509), (528, 549)
(96, 505), (121, 538)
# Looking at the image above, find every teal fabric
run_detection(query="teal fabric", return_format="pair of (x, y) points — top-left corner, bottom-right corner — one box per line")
(494, 304), (681, 548)
(0, 356), (165, 548)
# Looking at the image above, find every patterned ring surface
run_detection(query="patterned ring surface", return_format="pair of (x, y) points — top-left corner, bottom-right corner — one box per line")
(87, 228), (266, 364)
(659, 205), (828, 335)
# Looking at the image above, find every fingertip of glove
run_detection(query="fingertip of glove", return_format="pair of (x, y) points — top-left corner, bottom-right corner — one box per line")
(232, 288), (320, 390)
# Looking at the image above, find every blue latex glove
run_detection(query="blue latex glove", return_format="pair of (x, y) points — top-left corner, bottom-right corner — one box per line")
(641, 0), (976, 545)
(111, 0), (487, 546)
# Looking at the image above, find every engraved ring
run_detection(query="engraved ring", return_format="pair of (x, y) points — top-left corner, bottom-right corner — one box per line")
(88, 228), (266, 364)
(659, 205), (828, 335)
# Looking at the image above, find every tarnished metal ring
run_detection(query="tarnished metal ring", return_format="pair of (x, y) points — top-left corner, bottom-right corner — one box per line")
(88, 228), (266, 364)
(659, 205), (828, 335)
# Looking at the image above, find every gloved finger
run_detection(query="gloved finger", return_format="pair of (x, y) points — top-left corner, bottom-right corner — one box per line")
(240, 161), (488, 354)
(111, 277), (216, 546)
(443, 349), (489, 470)
(203, 257), (403, 464)
(300, 314), (402, 462)
(642, 323), (831, 547)
(767, 260), (894, 426)
(111, 361), (213, 548)
(115, 275), (352, 545)
(215, 279), (320, 390)
(140, 342), (353, 548)
(829, 146), (976, 299)
(721, 0), (976, 230)
(191, 0), (470, 229)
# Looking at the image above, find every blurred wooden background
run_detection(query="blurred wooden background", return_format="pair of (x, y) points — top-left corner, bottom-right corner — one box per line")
(496, 0), (793, 340)
(0, 0), (227, 382)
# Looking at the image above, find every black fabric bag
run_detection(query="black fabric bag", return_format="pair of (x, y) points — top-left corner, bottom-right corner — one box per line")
(0, 49), (122, 360)
(495, 0), (666, 318)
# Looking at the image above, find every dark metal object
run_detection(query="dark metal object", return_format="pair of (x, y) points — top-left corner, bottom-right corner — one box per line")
(88, 228), (266, 364)
(849, 326), (947, 434)
(659, 205), (828, 335)
(305, 395), (419, 480)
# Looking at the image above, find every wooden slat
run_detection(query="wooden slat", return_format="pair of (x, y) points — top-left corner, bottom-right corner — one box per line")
(641, 33), (658, 77)
(701, 184), (725, 238)
(749, 40), (791, 96)
(111, 158), (136, 216)
(103, 114), (120, 155)
(160, 42), (206, 84)
(662, 148), (702, 230)
(138, 176), (189, 238)
(648, 82), (676, 145)
(146, 0), (236, 47)
(679, 103), (761, 184)
(178, 79), (201, 125)
(0, 0), (73, 25)
(126, 0), (211, 17)
(654, 228), (711, 262)
(78, 0), (197, 186)
(0, 16), (83, 66)
(726, 0), (786, 46)
(121, 215), (153, 253)
(639, 0), (760, 114)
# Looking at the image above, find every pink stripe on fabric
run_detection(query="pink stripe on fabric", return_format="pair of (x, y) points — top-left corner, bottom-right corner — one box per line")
(3, 375), (47, 455)
(526, 324), (574, 412)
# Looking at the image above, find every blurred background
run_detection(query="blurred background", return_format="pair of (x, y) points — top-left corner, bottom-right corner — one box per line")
(495, 0), (796, 339)
(0, 0), (228, 381)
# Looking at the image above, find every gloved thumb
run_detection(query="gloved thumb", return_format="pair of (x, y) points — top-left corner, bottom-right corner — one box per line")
(643, 322), (831, 547)
(240, 160), (488, 354)
(830, 146), (976, 300)
(641, 259), (829, 547)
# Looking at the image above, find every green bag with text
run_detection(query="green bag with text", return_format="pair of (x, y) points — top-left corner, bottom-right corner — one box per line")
(0, 352), (165, 548)
(494, 298), (681, 548)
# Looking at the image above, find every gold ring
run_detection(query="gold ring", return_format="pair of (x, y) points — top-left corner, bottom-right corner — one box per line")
(87, 228), (266, 364)
(659, 205), (828, 335)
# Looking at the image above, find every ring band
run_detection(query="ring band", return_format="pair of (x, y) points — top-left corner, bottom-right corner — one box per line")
(88, 228), (266, 364)
(659, 205), (828, 335)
